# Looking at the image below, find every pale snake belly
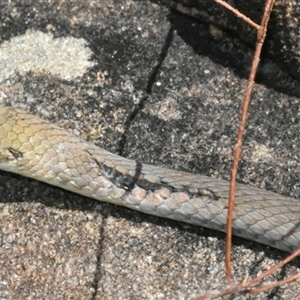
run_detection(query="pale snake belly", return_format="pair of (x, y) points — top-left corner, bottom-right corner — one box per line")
(1, 106), (300, 252)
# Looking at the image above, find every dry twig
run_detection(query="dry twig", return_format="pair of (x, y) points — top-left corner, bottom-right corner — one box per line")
(225, 0), (275, 282)
(191, 0), (300, 298)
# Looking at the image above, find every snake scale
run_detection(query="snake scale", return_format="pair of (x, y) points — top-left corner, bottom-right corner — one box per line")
(1, 106), (300, 252)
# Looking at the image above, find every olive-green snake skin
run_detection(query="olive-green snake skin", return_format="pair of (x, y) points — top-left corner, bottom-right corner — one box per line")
(1, 106), (300, 252)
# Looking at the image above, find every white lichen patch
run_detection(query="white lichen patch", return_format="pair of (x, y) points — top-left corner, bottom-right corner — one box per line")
(0, 29), (96, 82)
(149, 97), (182, 121)
(251, 143), (274, 162)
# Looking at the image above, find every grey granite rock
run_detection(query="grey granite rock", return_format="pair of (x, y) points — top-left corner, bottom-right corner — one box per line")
(0, 0), (300, 299)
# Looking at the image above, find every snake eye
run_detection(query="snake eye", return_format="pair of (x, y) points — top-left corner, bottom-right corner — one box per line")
(8, 147), (23, 159)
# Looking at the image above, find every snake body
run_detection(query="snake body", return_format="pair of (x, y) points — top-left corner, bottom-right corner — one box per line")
(1, 106), (300, 252)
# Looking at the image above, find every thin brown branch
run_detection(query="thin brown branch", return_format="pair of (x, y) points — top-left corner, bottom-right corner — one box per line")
(248, 272), (300, 294)
(214, 0), (260, 30)
(244, 247), (300, 290)
(225, 0), (275, 282)
(193, 248), (300, 300)
(193, 0), (300, 299)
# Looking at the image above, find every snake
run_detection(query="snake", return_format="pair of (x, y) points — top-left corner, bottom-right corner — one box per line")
(1, 106), (300, 253)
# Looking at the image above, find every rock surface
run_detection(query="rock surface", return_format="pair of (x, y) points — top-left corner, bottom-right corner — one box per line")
(0, 1), (300, 299)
